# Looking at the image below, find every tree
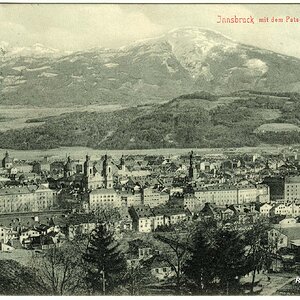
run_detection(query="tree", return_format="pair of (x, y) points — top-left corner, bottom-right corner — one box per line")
(212, 228), (249, 295)
(153, 222), (195, 294)
(184, 222), (249, 295)
(245, 219), (274, 294)
(183, 225), (215, 294)
(83, 223), (127, 295)
(0, 259), (47, 295)
(125, 258), (156, 295)
(33, 241), (87, 295)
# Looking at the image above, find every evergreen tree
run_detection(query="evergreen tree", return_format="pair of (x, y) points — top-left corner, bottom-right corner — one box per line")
(183, 224), (215, 294)
(184, 223), (249, 295)
(213, 228), (248, 295)
(83, 223), (127, 295)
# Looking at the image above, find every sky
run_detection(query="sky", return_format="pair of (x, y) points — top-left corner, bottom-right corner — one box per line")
(1, 4), (300, 57)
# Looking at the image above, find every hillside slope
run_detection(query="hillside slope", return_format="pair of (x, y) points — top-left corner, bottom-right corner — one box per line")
(1, 91), (300, 150)
(2, 27), (300, 106)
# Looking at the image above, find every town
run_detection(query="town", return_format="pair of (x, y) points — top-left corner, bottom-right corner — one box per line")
(1, 147), (300, 295)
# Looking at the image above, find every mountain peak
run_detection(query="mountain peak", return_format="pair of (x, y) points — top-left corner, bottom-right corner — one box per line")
(162, 27), (238, 78)
(166, 26), (234, 41)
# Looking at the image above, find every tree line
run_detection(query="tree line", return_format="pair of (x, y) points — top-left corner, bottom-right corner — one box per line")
(0, 218), (279, 296)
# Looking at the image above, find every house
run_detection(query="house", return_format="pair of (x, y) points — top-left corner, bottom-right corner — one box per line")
(271, 204), (288, 216)
(0, 243), (15, 252)
(269, 224), (300, 249)
(129, 205), (154, 233)
(20, 229), (41, 245)
(142, 188), (169, 208)
(126, 238), (154, 266)
(199, 203), (222, 221)
(0, 226), (18, 244)
(150, 256), (176, 281)
(285, 202), (300, 217)
(184, 193), (203, 213)
(260, 203), (273, 216)
(278, 217), (298, 227)
(67, 213), (98, 239)
(120, 190), (142, 207)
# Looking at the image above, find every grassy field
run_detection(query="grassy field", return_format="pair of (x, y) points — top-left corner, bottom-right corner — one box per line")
(255, 123), (300, 133)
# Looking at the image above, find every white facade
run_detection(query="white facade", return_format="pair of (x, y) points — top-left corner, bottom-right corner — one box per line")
(260, 203), (273, 216)
(193, 184), (270, 207)
(89, 189), (121, 211)
(285, 176), (300, 202)
(143, 188), (169, 208)
(0, 185), (55, 213)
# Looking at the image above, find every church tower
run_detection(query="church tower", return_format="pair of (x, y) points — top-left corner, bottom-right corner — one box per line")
(83, 155), (102, 190)
(188, 150), (197, 181)
(64, 156), (75, 178)
(2, 151), (13, 169)
(120, 155), (126, 172)
(102, 154), (114, 189)
(84, 155), (93, 177)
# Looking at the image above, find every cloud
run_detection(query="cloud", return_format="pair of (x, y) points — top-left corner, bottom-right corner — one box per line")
(0, 4), (163, 50)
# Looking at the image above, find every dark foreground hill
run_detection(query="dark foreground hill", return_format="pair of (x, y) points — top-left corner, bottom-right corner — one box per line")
(1, 90), (300, 150)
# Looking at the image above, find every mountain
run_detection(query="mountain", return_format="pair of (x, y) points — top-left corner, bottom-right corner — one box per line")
(0, 41), (70, 58)
(1, 27), (300, 106)
(2, 90), (300, 150)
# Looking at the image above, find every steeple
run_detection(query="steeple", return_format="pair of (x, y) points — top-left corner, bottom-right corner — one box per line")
(2, 151), (13, 169)
(102, 154), (113, 189)
(84, 154), (93, 176)
(188, 150), (194, 180)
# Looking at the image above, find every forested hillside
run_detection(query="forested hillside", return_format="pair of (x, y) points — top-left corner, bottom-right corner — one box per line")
(2, 91), (300, 150)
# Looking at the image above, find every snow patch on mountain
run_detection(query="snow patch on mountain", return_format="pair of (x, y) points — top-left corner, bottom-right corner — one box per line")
(104, 63), (119, 68)
(165, 27), (238, 78)
(12, 66), (26, 72)
(0, 42), (65, 58)
(38, 72), (58, 78)
(244, 59), (268, 74)
(26, 66), (51, 72)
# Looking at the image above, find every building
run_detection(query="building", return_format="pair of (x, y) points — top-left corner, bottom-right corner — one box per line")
(120, 191), (142, 207)
(64, 156), (77, 178)
(193, 184), (269, 207)
(2, 151), (13, 170)
(0, 185), (56, 213)
(285, 176), (300, 202)
(83, 154), (115, 190)
(142, 188), (169, 208)
(260, 203), (273, 216)
(184, 193), (203, 212)
(269, 224), (300, 249)
(32, 157), (51, 174)
(89, 189), (121, 211)
(0, 226), (18, 244)
(67, 213), (97, 240)
(129, 205), (190, 232)
(152, 206), (190, 230)
(150, 258), (176, 281)
(270, 202), (300, 217)
(129, 205), (154, 233)
(83, 155), (103, 190)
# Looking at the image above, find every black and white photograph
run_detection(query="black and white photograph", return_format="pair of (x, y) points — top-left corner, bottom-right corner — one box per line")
(1, 1), (300, 296)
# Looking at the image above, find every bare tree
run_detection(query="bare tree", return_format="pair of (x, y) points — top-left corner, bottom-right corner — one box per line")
(245, 218), (275, 294)
(32, 242), (87, 295)
(153, 222), (194, 293)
